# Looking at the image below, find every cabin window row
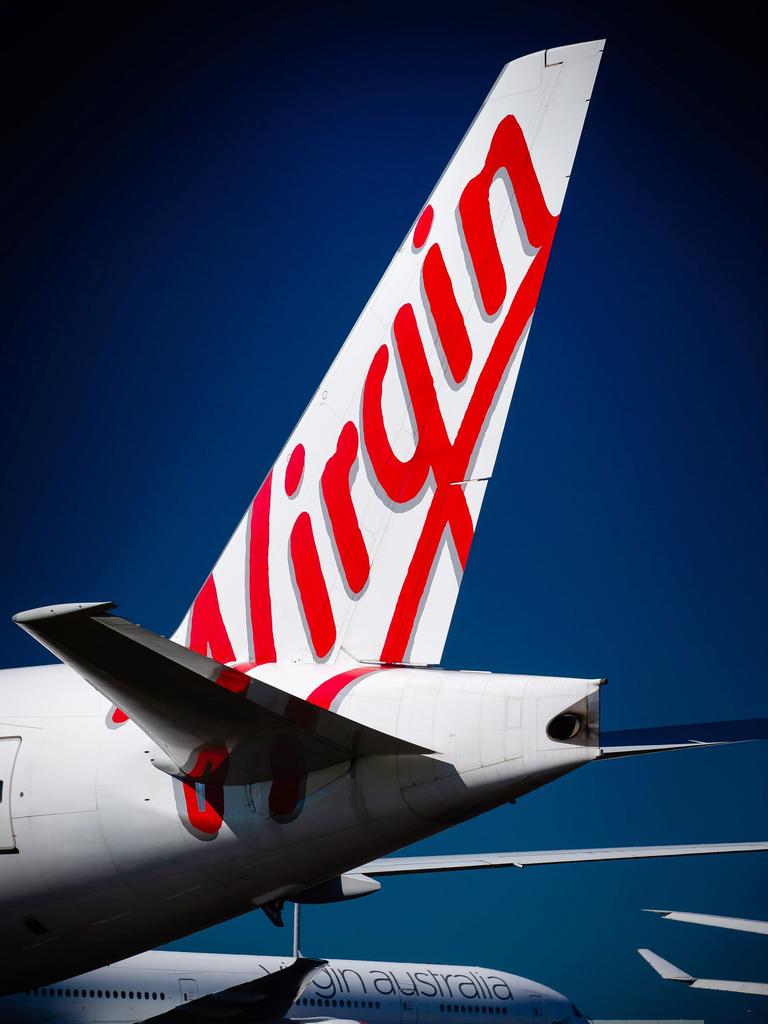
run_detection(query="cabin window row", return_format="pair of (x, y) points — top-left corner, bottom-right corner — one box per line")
(27, 987), (166, 1001)
(440, 1005), (509, 1015)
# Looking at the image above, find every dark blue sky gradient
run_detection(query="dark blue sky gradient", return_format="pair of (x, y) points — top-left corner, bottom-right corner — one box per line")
(1, 4), (766, 1020)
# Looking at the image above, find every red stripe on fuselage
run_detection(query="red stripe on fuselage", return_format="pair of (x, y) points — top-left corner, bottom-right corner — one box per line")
(305, 665), (380, 710)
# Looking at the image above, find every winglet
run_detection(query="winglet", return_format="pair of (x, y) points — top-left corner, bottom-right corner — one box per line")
(638, 948), (694, 984)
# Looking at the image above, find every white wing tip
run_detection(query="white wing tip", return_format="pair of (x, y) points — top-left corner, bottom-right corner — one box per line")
(638, 948), (694, 983)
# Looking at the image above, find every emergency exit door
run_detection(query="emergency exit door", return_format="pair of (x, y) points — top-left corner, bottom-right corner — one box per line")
(179, 978), (199, 1002)
(0, 737), (21, 851)
(401, 998), (419, 1024)
(528, 995), (549, 1023)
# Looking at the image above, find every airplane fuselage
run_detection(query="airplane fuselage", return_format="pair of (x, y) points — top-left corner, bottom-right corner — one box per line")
(0, 661), (599, 992)
(0, 949), (585, 1023)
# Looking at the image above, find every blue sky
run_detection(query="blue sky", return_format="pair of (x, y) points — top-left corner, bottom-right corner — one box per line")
(1, 4), (766, 1020)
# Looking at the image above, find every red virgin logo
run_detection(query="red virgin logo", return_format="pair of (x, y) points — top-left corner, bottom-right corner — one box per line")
(286, 114), (558, 663)
(178, 114), (559, 837)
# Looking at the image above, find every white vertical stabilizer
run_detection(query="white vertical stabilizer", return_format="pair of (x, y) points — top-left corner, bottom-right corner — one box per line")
(172, 41), (605, 667)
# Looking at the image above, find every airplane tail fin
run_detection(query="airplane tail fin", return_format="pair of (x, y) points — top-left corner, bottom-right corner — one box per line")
(172, 41), (605, 667)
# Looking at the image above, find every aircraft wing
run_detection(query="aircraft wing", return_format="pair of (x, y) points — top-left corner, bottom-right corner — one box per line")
(285, 1019), (364, 1024)
(638, 948), (768, 996)
(13, 602), (429, 783)
(645, 908), (768, 935)
(142, 956), (327, 1022)
(598, 718), (768, 758)
(357, 841), (768, 874)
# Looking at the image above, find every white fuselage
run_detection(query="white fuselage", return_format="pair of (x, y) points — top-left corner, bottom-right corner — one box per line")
(0, 661), (599, 993)
(0, 950), (586, 1023)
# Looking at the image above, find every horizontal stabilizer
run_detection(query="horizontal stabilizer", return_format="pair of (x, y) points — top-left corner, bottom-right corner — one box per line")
(144, 956), (327, 1022)
(644, 908), (768, 935)
(638, 948), (768, 996)
(13, 603), (428, 783)
(357, 841), (768, 875)
(600, 718), (768, 758)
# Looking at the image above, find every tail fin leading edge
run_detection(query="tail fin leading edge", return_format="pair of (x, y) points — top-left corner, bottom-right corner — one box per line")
(173, 41), (605, 667)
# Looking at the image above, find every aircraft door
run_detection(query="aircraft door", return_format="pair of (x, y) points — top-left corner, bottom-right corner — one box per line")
(0, 738), (21, 851)
(401, 998), (419, 1024)
(179, 978), (199, 1002)
(528, 995), (549, 1023)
